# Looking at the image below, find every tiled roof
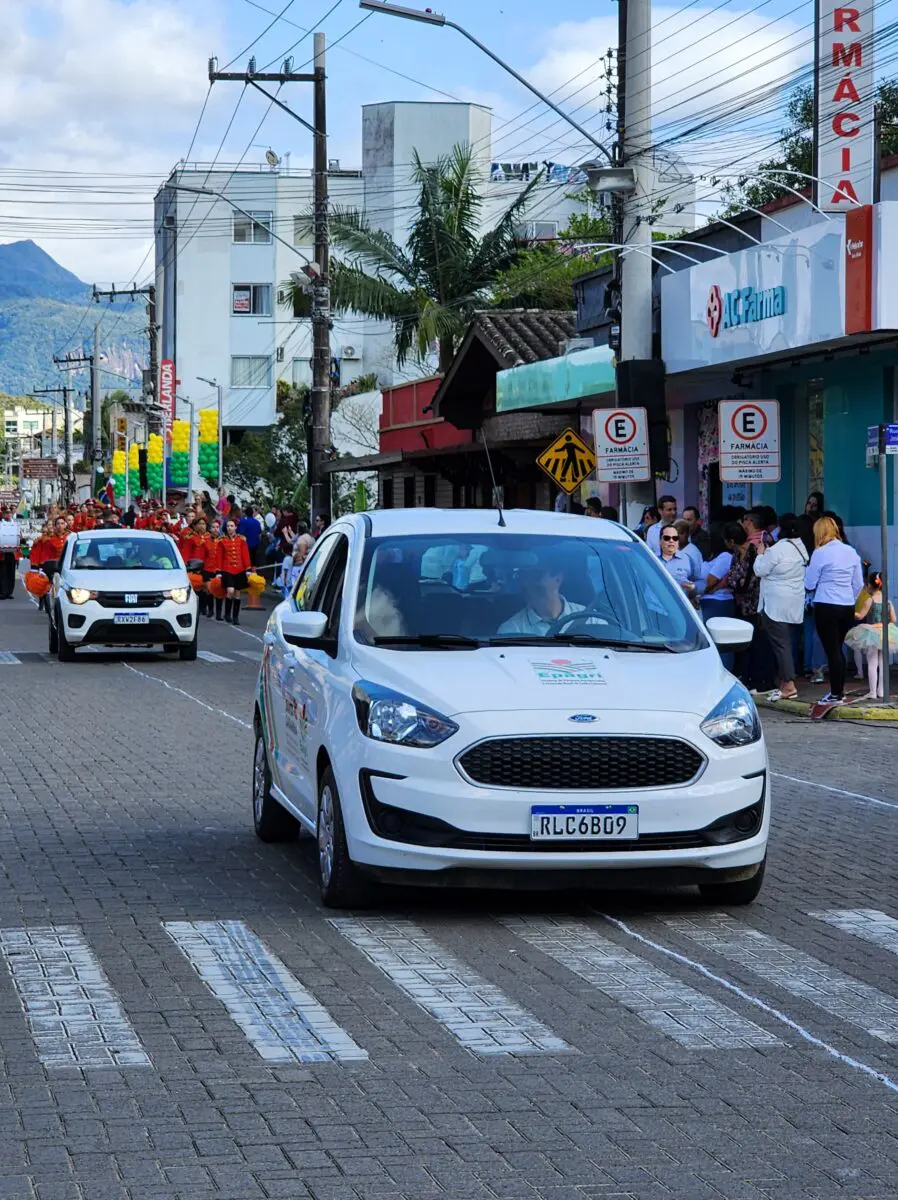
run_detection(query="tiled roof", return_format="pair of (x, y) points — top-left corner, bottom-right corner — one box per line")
(473, 310), (577, 367)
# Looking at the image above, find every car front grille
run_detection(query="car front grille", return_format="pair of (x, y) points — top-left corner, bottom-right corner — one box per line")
(96, 592), (165, 609)
(457, 736), (705, 790)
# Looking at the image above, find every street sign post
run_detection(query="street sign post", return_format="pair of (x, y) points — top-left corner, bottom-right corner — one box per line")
(592, 407), (651, 483)
(536, 427), (597, 496)
(21, 458), (59, 480)
(718, 400), (781, 482)
(867, 424), (897, 704)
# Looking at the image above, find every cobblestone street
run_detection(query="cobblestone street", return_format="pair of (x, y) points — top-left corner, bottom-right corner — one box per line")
(1, 590), (898, 1200)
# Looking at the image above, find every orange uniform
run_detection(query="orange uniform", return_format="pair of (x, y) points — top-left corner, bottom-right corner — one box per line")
(217, 535), (251, 574)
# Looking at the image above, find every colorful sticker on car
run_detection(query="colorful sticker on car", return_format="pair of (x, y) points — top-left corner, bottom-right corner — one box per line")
(530, 659), (606, 685)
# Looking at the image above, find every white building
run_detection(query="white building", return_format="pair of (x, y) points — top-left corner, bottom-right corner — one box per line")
(154, 100), (696, 439)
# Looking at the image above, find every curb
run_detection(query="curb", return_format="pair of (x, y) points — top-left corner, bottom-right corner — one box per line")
(755, 695), (898, 722)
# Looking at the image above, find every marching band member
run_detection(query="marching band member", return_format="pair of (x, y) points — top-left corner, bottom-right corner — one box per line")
(181, 517), (212, 617)
(216, 519), (251, 625)
(205, 518), (224, 621)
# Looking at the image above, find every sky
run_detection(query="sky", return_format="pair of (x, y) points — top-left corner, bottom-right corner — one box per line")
(0, 0), (835, 295)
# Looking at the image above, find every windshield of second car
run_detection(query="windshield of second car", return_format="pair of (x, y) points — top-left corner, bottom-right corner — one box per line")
(70, 536), (180, 571)
(353, 533), (707, 652)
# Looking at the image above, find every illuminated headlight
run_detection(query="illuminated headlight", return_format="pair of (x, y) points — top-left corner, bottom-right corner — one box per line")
(165, 587), (190, 604)
(700, 682), (761, 747)
(67, 587), (94, 605)
(352, 681), (458, 748)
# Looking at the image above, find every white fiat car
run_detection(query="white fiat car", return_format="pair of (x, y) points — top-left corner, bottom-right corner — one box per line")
(253, 509), (768, 908)
(48, 528), (198, 660)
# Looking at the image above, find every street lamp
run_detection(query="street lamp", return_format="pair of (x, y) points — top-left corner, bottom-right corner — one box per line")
(358, 1), (612, 161)
(196, 376), (224, 495)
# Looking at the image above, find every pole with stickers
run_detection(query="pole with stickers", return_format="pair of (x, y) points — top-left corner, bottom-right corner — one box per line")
(867, 424), (898, 703)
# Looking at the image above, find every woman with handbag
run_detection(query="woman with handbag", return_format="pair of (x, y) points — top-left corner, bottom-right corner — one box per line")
(753, 513), (809, 701)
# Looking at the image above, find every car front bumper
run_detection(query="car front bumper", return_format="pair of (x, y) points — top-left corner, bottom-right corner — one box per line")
(60, 599), (197, 645)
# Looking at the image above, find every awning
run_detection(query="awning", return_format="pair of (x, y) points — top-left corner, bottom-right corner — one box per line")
(496, 343), (616, 414)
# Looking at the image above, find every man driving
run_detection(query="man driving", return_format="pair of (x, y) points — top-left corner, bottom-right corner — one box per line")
(497, 550), (588, 637)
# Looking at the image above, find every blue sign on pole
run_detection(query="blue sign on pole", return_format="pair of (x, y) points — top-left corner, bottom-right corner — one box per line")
(866, 424), (898, 453)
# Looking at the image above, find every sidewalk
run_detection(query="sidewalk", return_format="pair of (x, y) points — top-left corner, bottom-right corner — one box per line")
(755, 669), (898, 721)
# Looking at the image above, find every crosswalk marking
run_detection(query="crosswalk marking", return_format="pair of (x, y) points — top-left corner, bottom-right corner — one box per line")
(0, 650), (21, 664)
(657, 912), (898, 1042)
(164, 921), (367, 1063)
(810, 909), (898, 956)
(197, 650), (234, 663)
(502, 916), (782, 1049)
(234, 649), (262, 661)
(0, 927), (150, 1069)
(331, 917), (570, 1055)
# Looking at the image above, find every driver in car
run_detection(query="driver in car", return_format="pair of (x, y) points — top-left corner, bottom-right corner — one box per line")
(497, 551), (589, 637)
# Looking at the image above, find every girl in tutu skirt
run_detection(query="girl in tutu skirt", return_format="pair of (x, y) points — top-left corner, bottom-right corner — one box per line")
(844, 570), (898, 698)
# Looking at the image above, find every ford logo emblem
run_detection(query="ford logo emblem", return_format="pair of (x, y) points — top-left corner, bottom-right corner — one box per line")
(568, 713), (597, 723)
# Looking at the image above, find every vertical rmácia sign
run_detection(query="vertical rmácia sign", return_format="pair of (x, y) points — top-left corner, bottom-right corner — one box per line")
(816, 0), (875, 210)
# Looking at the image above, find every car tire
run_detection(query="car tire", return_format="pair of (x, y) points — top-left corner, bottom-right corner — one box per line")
(317, 766), (368, 909)
(698, 858), (765, 906)
(252, 728), (299, 842)
(56, 609), (76, 662)
(48, 615), (58, 655)
(179, 634), (198, 662)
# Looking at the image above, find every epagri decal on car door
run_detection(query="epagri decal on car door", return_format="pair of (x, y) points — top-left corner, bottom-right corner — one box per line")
(251, 510), (768, 909)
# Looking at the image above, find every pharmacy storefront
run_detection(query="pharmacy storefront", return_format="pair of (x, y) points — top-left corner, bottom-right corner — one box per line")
(661, 202), (898, 566)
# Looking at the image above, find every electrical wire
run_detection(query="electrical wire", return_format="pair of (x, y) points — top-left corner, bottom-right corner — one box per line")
(221, 0), (302, 70)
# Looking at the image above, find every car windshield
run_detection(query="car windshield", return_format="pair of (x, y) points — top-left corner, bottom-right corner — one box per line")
(353, 533), (707, 652)
(70, 536), (180, 571)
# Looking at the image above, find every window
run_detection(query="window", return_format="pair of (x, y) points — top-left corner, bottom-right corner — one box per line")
(403, 476), (415, 508)
(423, 475), (436, 507)
(4, 421), (16, 435)
(232, 211), (272, 243)
(71, 536), (179, 571)
(230, 356), (272, 388)
(292, 534), (341, 611)
(232, 284), (271, 316)
(381, 479), (394, 509)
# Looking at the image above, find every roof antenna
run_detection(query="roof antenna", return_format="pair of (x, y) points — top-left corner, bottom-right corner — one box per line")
(481, 428), (506, 527)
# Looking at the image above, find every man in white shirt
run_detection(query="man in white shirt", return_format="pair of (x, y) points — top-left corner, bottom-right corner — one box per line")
(646, 495), (677, 554)
(497, 552), (587, 637)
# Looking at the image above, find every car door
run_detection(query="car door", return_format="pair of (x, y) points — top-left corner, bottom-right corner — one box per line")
(269, 533), (343, 816)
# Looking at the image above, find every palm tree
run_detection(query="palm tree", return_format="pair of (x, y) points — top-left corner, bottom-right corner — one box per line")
(285, 144), (544, 373)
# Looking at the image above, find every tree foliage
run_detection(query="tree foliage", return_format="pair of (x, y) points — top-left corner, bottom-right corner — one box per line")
(723, 82), (898, 213)
(223, 384), (310, 508)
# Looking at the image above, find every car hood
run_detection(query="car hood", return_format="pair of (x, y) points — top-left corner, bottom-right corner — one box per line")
(63, 568), (189, 591)
(349, 644), (732, 718)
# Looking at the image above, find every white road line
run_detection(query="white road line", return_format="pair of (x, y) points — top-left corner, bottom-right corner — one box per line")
(0, 651), (20, 664)
(772, 771), (898, 812)
(164, 920), (367, 1063)
(810, 909), (898, 956)
(122, 663), (252, 729)
(331, 917), (570, 1056)
(602, 913), (898, 1096)
(231, 624), (264, 644)
(0, 927), (150, 1069)
(234, 649), (262, 661)
(502, 915), (782, 1049)
(197, 650), (234, 664)
(655, 912), (898, 1042)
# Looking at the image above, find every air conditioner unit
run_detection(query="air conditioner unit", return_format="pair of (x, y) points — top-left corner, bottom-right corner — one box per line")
(277, 288), (288, 305)
(163, 214), (176, 228)
(341, 345), (360, 360)
(276, 345), (285, 363)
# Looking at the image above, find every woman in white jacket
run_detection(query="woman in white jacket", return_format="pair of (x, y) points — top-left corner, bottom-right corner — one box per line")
(753, 513), (809, 700)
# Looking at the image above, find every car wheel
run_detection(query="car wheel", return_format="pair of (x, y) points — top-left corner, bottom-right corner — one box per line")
(252, 728), (299, 842)
(178, 634), (198, 662)
(56, 609), (76, 662)
(698, 858), (765, 906)
(48, 615), (58, 655)
(317, 766), (368, 909)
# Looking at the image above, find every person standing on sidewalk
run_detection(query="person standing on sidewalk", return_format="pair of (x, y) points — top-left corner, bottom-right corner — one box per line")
(753, 513), (808, 701)
(805, 515), (863, 705)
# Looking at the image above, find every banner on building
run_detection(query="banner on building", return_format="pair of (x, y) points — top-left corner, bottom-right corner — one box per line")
(816, 0), (875, 210)
(845, 203), (875, 332)
(159, 359), (176, 424)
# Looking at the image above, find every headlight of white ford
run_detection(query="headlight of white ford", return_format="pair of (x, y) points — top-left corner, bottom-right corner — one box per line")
(67, 587), (94, 605)
(165, 587), (190, 604)
(700, 681), (761, 747)
(352, 681), (458, 748)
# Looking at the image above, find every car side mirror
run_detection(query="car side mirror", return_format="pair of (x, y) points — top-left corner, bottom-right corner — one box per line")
(705, 616), (754, 653)
(281, 609), (329, 647)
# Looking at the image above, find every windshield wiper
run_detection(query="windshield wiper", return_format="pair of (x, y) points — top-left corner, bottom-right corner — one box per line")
(488, 634), (677, 652)
(371, 634), (483, 649)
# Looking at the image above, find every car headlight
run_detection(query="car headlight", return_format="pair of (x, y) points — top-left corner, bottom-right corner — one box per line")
(352, 681), (458, 748)
(165, 587), (190, 604)
(67, 587), (95, 605)
(700, 681), (761, 747)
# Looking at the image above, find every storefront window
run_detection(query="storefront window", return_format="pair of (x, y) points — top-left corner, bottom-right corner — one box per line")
(808, 382), (824, 499)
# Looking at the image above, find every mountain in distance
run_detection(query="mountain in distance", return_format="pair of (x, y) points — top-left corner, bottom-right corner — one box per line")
(0, 240), (148, 397)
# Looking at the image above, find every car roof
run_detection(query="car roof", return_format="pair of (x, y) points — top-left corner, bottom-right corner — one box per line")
(71, 528), (175, 538)
(338, 508), (634, 542)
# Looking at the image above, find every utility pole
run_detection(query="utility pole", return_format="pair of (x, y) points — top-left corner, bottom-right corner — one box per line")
(92, 324), (101, 494)
(93, 284), (159, 406)
(207, 46), (332, 521)
(31, 385), (74, 503)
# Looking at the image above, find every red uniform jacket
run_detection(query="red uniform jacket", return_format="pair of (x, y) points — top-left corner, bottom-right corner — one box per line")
(40, 534), (67, 566)
(218, 535), (251, 574)
(30, 537), (45, 567)
(204, 537), (223, 574)
(181, 532), (210, 567)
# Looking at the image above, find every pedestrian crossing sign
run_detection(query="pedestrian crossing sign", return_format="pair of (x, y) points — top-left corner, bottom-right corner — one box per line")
(536, 427), (597, 494)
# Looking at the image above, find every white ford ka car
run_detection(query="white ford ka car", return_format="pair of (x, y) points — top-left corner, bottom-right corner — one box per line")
(253, 509), (768, 908)
(48, 528), (198, 660)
